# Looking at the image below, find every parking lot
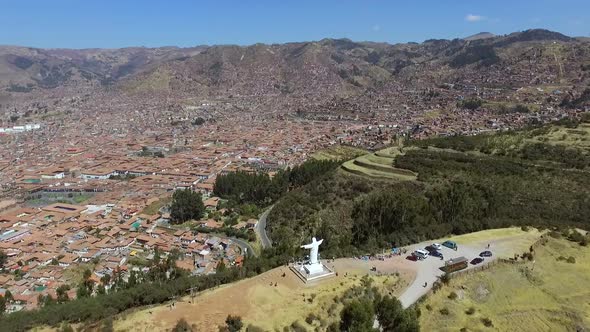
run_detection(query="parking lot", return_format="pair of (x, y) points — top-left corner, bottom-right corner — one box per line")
(397, 239), (496, 308)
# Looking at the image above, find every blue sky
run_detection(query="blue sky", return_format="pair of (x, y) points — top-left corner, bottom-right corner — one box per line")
(0, 0), (588, 48)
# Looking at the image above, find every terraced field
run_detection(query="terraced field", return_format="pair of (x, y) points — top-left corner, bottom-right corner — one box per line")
(536, 123), (590, 150)
(341, 146), (417, 181)
(311, 146), (367, 161)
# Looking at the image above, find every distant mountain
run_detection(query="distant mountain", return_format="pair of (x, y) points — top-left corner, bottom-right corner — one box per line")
(493, 29), (573, 47)
(0, 29), (587, 99)
(464, 32), (496, 41)
(122, 39), (397, 97)
(0, 46), (204, 92)
(123, 29), (585, 97)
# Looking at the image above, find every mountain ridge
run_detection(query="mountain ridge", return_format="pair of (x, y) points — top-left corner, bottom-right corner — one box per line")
(0, 29), (587, 101)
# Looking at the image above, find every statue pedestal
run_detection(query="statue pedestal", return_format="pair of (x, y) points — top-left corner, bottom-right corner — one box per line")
(294, 237), (334, 283)
(291, 260), (335, 283)
(303, 262), (324, 275)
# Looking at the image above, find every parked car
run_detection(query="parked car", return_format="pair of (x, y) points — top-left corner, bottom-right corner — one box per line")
(442, 240), (458, 250)
(480, 251), (493, 257)
(471, 257), (484, 265)
(413, 249), (429, 260)
(432, 243), (442, 250)
(429, 250), (443, 258)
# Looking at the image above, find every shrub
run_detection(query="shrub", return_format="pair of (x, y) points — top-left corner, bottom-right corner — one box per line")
(425, 304), (432, 311)
(328, 303), (338, 315)
(440, 308), (450, 315)
(100, 317), (114, 332)
(327, 322), (339, 332)
(225, 315), (243, 332)
(567, 231), (585, 243)
(521, 226), (530, 232)
(458, 98), (484, 110)
(172, 318), (192, 332)
(305, 313), (317, 325)
(59, 323), (74, 332)
(440, 273), (451, 285)
(465, 307), (476, 315)
(549, 230), (562, 239)
(246, 325), (265, 332)
(291, 320), (307, 332)
(432, 281), (442, 293)
(481, 317), (494, 327)
(448, 292), (458, 300)
(567, 256), (576, 264)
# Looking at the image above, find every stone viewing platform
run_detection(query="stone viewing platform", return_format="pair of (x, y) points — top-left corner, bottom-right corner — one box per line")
(290, 260), (335, 283)
(291, 237), (335, 283)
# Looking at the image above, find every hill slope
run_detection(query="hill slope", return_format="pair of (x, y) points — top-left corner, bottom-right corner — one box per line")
(2, 29), (588, 100)
(419, 235), (590, 331)
(0, 46), (204, 91)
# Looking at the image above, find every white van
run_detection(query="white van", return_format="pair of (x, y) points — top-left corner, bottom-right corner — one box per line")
(414, 249), (429, 260)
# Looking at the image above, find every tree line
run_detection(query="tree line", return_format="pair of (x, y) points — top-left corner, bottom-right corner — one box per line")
(333, 276), (419, 332)
(268, 123), (590, 256)
(213, 159), (341, 206)
(408, 119), (590, 170)
(0, 249), (288, 332)
(170, 189), (206, 224)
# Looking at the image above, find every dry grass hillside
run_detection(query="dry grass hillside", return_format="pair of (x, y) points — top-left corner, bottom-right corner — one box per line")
(419, 235), (590, 331)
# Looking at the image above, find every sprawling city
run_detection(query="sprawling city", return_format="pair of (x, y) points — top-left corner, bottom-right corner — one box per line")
(0, 1), (589, 331)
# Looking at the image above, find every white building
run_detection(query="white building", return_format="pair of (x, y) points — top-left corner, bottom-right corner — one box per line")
(81, 169), (118, 180)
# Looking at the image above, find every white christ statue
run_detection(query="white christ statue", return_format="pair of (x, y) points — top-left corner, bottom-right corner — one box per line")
(301, 237), (323, 265)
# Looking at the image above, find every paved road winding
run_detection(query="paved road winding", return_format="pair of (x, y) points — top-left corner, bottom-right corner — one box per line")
(157, 223), (257, 258)
(255, 206), (273, 249)
(226, 236), (257, 258)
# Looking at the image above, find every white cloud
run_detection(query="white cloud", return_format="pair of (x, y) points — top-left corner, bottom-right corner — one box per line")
(465, 14), (485, 22)
(372, 25), (381, 32)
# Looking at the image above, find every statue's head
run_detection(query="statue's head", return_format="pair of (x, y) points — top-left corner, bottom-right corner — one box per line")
(312, 237), (317, 242)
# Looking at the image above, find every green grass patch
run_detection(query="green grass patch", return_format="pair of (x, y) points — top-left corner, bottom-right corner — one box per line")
(141, 196), (172, 215)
